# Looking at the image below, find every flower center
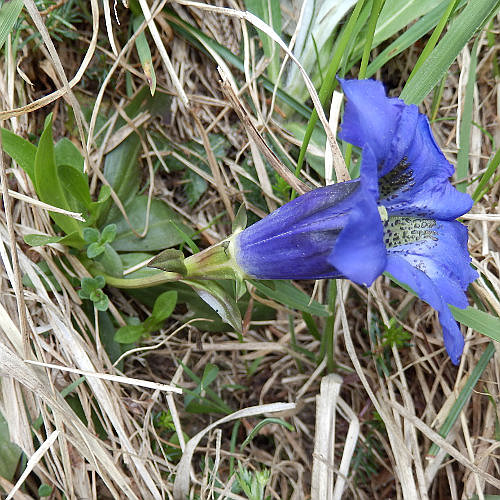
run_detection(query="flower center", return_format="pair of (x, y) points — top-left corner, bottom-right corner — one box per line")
(379, 157), (414, 201)
(383, 216), (438, 248)
(378, 205), (388, 221)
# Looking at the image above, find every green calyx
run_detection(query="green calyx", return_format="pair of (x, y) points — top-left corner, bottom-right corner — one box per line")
(149, 234), (247, 281)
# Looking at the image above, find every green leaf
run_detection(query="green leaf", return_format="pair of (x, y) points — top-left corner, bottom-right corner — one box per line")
(54, 138), (84, 170)
(83, 227), (100, 243)
(294, 0), (365, 183)
(99, 134), (141, 225)
(151, 290), (177, 323)
(149, 249), (188, 275)
(57, 165), (92, 211)
(34, 115), (82, 236)
(449, 306), (500, 342)
(80, 276), (105, 296)
(133, 15), (157, 94)
(1, 128), (36, 183)
(0, 411), (22, 481)
(97, 310), (124, 366)
(251, 280), (329, 317)
(389, 271), (500, 342)
(91, 290), (109, 311)
(232, 204), (247, 233)
(401, 0), (500, 104)
(366, 0), (468, 77)
(88, 185), (112, 225)
(101, 224), (117, 244)
(0, 0), (23, 51)
(406, 0), (461, 83)
(184, 168), (208, 207)
(114, 324), (145, 343)
(427, 342), (495, 457)
(472, 147), (500, 201)
(183, 279), (242, 332)
(87, 242), (104, 258)
(240, 417), (294, 450)
(284, 0), (358, 100)
(110, 196), (192, 252)
(245, 0), (281, 81)
(369, 0), (439, 50)
(95, 244), (123, 277)
(24, 231), (85, 249)
(38, 484), (53, 497)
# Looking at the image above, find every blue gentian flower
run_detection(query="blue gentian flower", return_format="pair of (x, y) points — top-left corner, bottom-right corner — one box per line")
(233, 79), (477, 364)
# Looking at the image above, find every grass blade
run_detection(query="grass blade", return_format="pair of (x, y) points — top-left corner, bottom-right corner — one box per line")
(294, 0), (366, 187)
(406, 0), (461, 83)
(472, 147), (500, 201)
(401, 0), (500, 104)
(427, 342), (496, 457)
(0, 0), (23, 50)
(449, 306), (500, 343)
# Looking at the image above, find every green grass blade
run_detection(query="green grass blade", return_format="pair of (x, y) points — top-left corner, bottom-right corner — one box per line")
(359, 0), (385, 77)
(369, 0), (438, 48)
(251, 280), (329, 317)
(133, 15), (157, 95)
(240, 418), (294, 450)
(406, 0), (460, 83)
(427, 342), (496, 457)
(366, 0), (468, 77)
(456, 38), (479, 191)
(401, 0), (500, 105)
(245, 0), (282, 82)
(449, 306), (500, 343)
(472, 147), (500, 201)
(0, 0), (23, 50)
(294, 0), (366, 186)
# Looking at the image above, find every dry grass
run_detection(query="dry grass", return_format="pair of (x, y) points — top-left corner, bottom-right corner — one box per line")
(0, 2), (499, 499)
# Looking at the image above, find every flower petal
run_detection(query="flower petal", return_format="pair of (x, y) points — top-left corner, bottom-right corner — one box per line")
(385, 218), (477, 295)
(339, 78), (473, 221)
(385, 255), (465, 365)
(384, 218), (477, 364)
(380, 114), (474, 220)
(338, 78), (405, 164)
(235, 181), (361, 280)
(329, 146), (387, 286)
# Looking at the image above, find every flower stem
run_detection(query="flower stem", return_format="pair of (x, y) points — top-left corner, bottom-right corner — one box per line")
(100, 271), (181, 289)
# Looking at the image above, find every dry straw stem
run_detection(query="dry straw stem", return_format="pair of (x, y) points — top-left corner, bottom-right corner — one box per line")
(0, 1), (498, 497)
(137, 0), (189, 106)
(311, 373), (361, 500)
(176, 0), (350, 182)
(6, 190), (85, 221)
(5, 430), (60, 500)
(219, 70), (310, 195)
(0, 0), (99, 120)
(324, 91), (344, 186)
(173, 402), (296, 499)
(24, 360), (182, 394)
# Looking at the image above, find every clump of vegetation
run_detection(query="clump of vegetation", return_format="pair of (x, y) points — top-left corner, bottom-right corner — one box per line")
(0, 0), (499, 498)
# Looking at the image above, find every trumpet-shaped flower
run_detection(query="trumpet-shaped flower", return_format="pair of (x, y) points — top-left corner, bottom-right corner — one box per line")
(236, 79), (476, 364)
(158, 79), (477, 364)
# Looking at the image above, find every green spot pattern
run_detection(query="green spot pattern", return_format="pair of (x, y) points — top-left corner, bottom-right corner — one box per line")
(383, 216), (437, 248)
